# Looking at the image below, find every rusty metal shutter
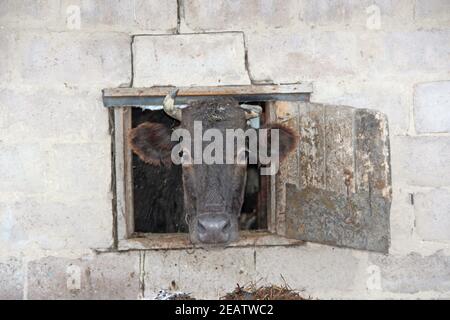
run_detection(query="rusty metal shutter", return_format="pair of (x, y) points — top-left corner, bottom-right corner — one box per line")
(268, 101), (392, 253)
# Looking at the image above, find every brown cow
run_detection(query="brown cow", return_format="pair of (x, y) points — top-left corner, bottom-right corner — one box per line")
(129, 90), (298, 245)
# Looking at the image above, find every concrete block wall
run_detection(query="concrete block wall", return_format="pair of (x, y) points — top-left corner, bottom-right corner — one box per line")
(0, 0), (449, 299)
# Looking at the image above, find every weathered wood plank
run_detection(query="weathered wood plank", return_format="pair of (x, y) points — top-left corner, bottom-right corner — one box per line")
(285, 184), (388, 252)
(117, 231), (304, 251)
(298, 102), (326, 189)
(274, 101), (301, 236)
(104, 83), (313, 97)
(265, 102), (278, 234)
(275, 101), (300, 187)
(102, 84), (312, 107)
(114, 108), (134, 240)
(324, 105), (355, 195)
(282, 103), (391, 253)
(355, 109), (392, 199)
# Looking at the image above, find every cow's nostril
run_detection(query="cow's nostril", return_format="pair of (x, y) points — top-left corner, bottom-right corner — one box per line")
(197, 220), (207, 233)
(222, 220), (231, 232)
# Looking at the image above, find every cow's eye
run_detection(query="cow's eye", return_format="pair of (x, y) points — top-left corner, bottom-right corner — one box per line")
(237, 149), (247, 165)
(181, 149), (192, 165)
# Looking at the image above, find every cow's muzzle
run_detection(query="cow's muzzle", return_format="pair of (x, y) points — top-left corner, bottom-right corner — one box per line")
(191, 213), (238, 245)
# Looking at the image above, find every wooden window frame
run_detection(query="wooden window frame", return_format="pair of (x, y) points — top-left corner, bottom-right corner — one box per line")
(104, 84), (312, 250)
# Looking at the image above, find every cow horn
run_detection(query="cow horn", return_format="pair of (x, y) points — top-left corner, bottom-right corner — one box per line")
(240, 104), (262, 119)
(163, 88), (182, 121)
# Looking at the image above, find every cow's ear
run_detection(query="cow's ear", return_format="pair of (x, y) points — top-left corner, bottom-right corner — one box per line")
(128, 122), (175, 166)
(264, 123), (299, 162)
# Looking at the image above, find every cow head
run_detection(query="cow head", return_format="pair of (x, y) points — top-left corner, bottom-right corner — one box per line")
(128, 89), (298, 246)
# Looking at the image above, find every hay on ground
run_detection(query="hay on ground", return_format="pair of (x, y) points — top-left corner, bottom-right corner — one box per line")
(221, 283), (309, 300)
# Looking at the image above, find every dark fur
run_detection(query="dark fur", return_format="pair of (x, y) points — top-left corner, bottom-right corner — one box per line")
(128, 99), (299, 242)
(178, 100), (248, 237)
(263, 123), (300, 162)
(131, 110), (186, 233)
(128, 122), (175, 166)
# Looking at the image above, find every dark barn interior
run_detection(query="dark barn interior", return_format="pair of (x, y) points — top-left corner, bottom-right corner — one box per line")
(132, 104), (268, 234)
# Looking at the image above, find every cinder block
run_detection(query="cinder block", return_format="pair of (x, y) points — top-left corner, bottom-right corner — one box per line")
(379, 30), (450, 75)
(0, 257), (23, 300)
(255, 246), (364, 293)
(370, 252), (450, 293)
(0, 144), (50, 193)
(28, 253), (140, 299)
(183, 0), (413, 31)
(60, 0), (177, 32)
(0, 198), (113, 251)
(414, 81), (450, 134)
(0, 88), (109, 143)
(0, 32), (13, 85)
(133, 33), (250, 87)
(0, 0), (177, 33)
(10, 32), (131, 88)
(300, 0), (355, 26)
(414, 0), (450, 26)
(183, 0), (301, 32)
(312, 80), (411, 135)
(415, 189), (450, 242)
(389, 188), (415, 242)
(391, 136), (450, 187)
(0, 0), (61, 30)
(144, 248), (255, 299)
(299, 0), (413, 29)
(246, 31), (360, 83)
(46, 143), (111, 197)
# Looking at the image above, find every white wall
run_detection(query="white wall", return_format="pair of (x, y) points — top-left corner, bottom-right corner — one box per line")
(0, 0), (449, 299)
